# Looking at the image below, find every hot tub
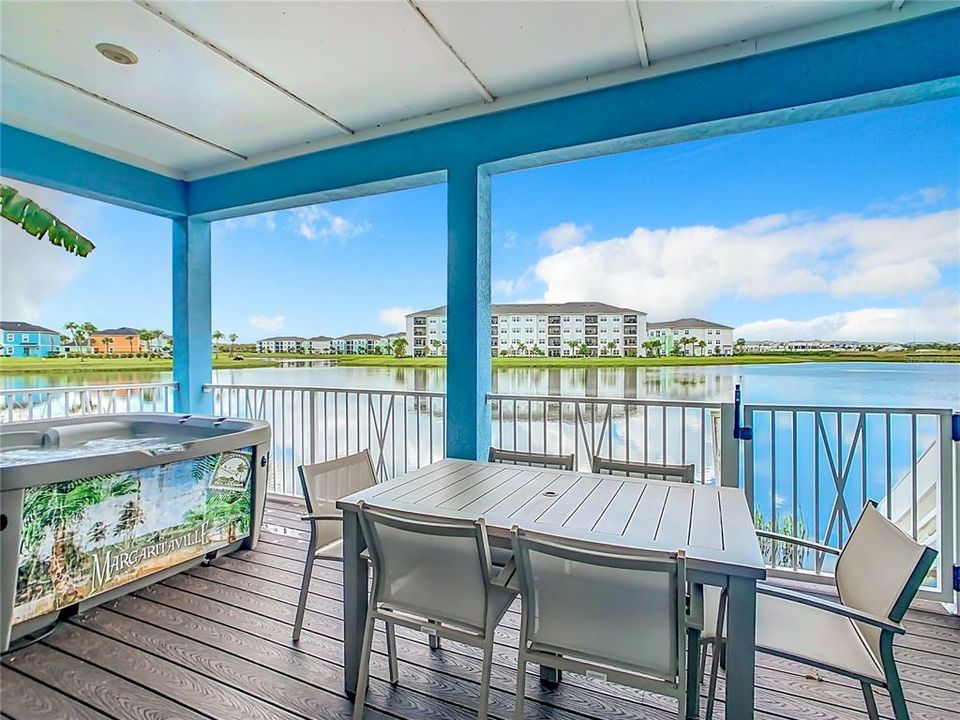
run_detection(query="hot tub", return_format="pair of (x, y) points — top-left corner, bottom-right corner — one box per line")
(0, 413), (270, 651)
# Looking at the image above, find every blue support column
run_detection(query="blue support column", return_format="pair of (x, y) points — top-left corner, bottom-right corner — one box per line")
(172, 217), (213, 414)
(446, 165), (491, 460)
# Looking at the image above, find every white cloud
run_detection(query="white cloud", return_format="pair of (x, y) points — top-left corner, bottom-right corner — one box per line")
(735, 290), (960, 342)
(539, 222), (591, 251)
(502, 230), (519, 250)
(492, 279), (516, 296)
(295, 205), (370, 241)
(0, 178), (92, 322)
(378, 306), (413, 331)
(525, 206), (959, 320)
(249, 314), (285, 333)
(220, 211), (277, 233)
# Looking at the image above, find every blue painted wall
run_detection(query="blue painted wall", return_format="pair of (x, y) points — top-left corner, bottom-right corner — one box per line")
(172, 217), (213, 414)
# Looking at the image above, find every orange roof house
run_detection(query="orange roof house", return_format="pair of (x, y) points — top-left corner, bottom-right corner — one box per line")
(90, 327), (143, 354)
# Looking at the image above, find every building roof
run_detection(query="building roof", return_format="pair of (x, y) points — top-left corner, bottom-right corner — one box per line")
(337, 333), (384, 341)
(408, 302), (647, 318)
(308, 335), (332, 341)
(258, 336), (307, 342)
(91, 327), (142, 336)
(647, 318), (733, 330)
(0, 321), (59, 334)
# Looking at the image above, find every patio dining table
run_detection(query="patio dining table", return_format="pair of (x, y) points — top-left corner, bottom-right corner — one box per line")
(338, 458), (766, 719)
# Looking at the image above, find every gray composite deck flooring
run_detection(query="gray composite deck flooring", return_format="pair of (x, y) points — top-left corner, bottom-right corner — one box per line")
(2, 497), (959, 720)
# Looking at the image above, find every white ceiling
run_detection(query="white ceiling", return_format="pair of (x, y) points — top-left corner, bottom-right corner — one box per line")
(0, 0), (942, 180)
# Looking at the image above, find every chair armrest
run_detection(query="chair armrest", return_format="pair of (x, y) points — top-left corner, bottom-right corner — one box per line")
(301, 513), (342, 522)
(755, 531), (840, 555)
(757, 583), (905, 634)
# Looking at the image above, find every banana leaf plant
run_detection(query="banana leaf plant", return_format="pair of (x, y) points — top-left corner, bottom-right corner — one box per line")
(0, 183), (95, 257)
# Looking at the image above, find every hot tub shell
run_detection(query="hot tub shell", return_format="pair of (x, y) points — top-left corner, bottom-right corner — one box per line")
(0, 413), (270, 651)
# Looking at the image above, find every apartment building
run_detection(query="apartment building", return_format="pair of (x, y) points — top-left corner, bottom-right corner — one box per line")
(307, 336), (333, 354)
(405, 303), (648, 357)
(256, 336), (307, 353)
(646, 318), (734, 356)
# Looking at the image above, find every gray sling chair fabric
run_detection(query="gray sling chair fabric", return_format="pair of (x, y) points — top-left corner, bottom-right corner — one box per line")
(352, 501), (519, 720)
(590, 455), (695, 483)
(510, 526), (703, 720)
(292, 450), (379, 642)
(702, 501), (938, 720)
(488, 447), (575, 471)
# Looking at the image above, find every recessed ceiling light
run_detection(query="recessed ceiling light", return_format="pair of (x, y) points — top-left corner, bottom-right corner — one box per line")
(96, 43), (138, 66)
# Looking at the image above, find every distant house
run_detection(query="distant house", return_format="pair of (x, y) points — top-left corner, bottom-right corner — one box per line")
(256, 336), (306, 353)
(91, 327), (143, 354)
(647, 318), (734, 356)
(0, 321), (62, 357)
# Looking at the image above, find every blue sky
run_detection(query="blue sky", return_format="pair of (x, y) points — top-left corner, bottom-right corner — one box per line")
(2, 96), (958, 343)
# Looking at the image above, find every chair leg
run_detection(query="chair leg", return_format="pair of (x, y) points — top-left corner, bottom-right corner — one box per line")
(884, 661), (911, 720)
(386, 622), (399, 685)
(351, 611), (377, 720)
(699, 637), (710, 684)
(292, 542), (317, 642)
(514, 642), (528, 720)
(704, 588), (727, 720)
(861, 682), (880, 720)
(478, 634), (495, 720)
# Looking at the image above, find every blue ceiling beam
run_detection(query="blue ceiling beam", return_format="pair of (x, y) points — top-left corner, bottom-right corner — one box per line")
(0, 124), (186, 218)
(188, 8), (960, 218)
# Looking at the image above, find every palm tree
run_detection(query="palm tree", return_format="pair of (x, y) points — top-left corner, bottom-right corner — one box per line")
(114, 499), (146, 548)
(138, 329), (154, 357)
(20, 474), (139, 598)
(1, 183), (95, 256)
(125, 335), (135, 355)
(606, 340), (618, 356)
(735, 338), (746, 355)
(212, 330), (225, 359)
(229, 333), (238, 356)
(101, 336), (114, 355)
(392, 337), (408, 358)
(698, 339), (707, 356)
(81, 322), (97, 355)
(516, 341), (527, 357)
(429, 339), (442, 356)
(87, 521), (108, 545)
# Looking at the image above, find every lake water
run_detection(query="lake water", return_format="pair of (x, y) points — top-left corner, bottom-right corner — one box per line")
(4, 361), (959, 409)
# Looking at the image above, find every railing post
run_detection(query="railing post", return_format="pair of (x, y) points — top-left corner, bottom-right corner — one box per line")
(719, 403), (740, 488)
(172, 216), (213, 414)
(953, 415), (960, 614)
(445, 163), (491, 460)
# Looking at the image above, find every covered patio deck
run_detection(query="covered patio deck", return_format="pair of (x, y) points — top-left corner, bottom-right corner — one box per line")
(2, 497), (958, 720)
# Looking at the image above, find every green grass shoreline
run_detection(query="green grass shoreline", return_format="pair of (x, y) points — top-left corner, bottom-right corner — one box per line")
(1, 350), (957, 375)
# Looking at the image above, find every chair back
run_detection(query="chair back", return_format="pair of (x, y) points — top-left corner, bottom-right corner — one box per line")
(591, 455), (695, 483)
(835, 502), (937, 661)
(511, 527), (686, 683)
(298, 450), (378, 514)
(488, 447), (575, 471)
(357, 502), (494, 633)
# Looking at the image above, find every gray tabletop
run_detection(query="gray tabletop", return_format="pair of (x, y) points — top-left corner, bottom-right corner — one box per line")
(339, 458), (765, 577)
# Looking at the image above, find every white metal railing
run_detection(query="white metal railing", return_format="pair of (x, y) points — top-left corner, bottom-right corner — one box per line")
(0, 382), (177, 423)
(488, 393), (732, 486)
(3, 380), (955, 606)
(742, 403), (956, 603)
(206, 383), (446, 495)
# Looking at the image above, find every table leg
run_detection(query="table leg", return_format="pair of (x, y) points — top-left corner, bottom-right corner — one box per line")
(724, 575), (757, 720)
(342, 508), (368, 698)
(685, 627), (701, 719)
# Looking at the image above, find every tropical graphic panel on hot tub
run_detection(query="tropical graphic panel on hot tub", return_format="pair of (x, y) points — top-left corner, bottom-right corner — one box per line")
(13, 446), (254, 625)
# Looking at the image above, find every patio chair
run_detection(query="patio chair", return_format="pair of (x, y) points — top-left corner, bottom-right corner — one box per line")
(510, 526), (702, 720)
(703, 501), (938, 720)
(292, 450), (379, 642)
(352, 501), (519, 720)
(590, 455), (695, 483)
(488, 446), (575, 470)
